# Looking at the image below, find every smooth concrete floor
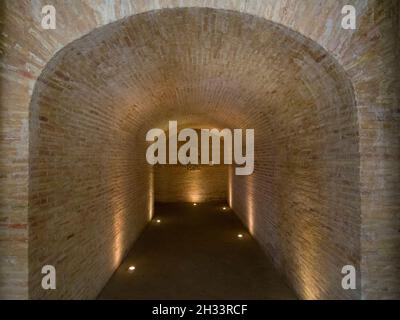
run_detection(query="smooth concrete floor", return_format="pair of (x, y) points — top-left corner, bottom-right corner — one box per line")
(98, 202), (297, 300)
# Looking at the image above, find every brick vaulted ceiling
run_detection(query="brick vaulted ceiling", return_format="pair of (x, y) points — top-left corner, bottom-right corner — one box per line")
(32, 7), (356, 145)
(0, 1), (398, 300)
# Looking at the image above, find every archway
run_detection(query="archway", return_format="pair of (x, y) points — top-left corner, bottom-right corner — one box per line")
(28, 8), (360, 299)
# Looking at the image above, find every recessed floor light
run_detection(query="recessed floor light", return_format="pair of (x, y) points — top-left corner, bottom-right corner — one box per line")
(128, 266), (136, 271)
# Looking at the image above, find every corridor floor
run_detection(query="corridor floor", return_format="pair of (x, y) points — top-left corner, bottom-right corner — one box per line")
(98, 202), (297, 300)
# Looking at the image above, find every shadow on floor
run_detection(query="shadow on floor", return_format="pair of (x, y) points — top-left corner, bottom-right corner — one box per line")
(98, 202), (297, 300)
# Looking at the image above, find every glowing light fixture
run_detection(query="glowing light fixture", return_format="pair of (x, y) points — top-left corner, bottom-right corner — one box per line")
(222, 207), (228, 211)
(193, 203), (197, 206)
(128, 266), (136, 271)
(237, 234), (244, 239)
(156, 219), (161, 223)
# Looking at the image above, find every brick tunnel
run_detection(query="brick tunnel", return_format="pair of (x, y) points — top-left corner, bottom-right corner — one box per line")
(0, 1), (399, 300)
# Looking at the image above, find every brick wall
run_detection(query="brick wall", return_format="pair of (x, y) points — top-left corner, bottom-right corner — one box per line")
(154, 130), (228, 203)
(29, 8), (358, 300)
(155, 164), (227, 203)
(0, 1), (398, 300)
(29, 68), (153, 299)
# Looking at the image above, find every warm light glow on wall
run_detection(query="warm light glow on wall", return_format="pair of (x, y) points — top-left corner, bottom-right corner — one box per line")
(294, 245), (322, 300)
(110, 199), (124, 269)
(188, 169), (204, 203)
(228, 166), (233, 207)
(288, 191), (323, 300)
(229, 165), (254, 234)
(148, 168), (154, 220)
(246, 174), (255, 235)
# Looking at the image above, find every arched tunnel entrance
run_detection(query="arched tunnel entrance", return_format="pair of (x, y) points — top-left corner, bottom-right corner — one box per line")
(28, 7), (362, 300)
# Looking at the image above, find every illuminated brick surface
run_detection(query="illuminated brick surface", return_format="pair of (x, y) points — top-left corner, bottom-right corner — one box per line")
(0, 1), (398, 299)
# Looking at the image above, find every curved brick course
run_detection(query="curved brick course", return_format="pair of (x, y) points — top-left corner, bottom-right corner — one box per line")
(0, 1), (398, 300)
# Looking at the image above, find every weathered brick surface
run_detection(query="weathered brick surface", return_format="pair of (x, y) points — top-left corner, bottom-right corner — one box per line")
(0, 1), (398, 300)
